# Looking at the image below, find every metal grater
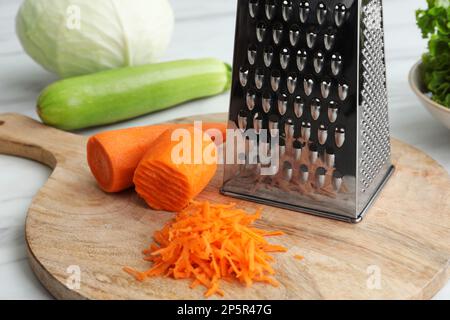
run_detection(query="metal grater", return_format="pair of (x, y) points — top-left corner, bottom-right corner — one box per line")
(221, 0), (395, 223)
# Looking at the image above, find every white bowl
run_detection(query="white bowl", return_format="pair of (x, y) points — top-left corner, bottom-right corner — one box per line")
(409, 60), (450, 130)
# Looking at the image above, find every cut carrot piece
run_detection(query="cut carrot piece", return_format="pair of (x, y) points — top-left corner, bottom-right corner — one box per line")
(123, 201), (288, 298)
(87, 122), (226, 193)
(134, 127), (218, 212)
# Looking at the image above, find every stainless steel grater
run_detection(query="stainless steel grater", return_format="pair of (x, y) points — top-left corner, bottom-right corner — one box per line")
(221, 0), (395, 223)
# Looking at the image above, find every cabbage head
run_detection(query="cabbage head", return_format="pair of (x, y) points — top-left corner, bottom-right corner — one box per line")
(16, 0), (174, 78)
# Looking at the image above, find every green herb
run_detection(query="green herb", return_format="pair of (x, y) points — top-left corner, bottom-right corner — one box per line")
(416, 0), (450, 107)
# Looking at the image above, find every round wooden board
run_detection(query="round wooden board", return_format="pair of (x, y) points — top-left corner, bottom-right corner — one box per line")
(0, 113), (449, 300)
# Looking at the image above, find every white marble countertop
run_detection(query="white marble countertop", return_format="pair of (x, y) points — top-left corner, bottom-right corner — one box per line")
(0, 0), (449, 300)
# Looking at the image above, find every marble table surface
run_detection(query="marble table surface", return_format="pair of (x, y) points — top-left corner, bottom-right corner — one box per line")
(0, 0), (449, 299)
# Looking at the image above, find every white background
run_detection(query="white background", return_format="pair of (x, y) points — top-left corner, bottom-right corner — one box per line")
(0, 0), (448, 299)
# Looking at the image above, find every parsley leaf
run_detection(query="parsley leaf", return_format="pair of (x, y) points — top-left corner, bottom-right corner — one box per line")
(416, 0), (450, 107)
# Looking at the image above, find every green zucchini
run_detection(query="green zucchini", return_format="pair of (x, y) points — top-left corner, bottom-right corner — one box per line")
(37, 58), (232, 130)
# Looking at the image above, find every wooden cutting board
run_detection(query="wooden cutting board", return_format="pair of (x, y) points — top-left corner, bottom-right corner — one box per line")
(0, 113), (449, 300)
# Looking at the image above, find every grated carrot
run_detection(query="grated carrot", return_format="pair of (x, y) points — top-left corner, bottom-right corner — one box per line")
(124, 201), (287, 297)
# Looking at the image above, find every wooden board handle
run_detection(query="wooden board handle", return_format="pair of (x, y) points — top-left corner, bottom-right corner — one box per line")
(0, 113), (86, 168)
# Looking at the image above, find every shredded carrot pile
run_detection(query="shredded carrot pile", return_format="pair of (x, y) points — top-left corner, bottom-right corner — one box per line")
(124, 201), (287, 297)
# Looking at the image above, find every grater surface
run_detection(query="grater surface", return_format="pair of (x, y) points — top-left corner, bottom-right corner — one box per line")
(222, 0), (394, 222)
(357, 0), (393, 213)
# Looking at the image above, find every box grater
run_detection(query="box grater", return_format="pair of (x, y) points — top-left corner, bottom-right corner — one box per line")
(221, 0), (395, 223)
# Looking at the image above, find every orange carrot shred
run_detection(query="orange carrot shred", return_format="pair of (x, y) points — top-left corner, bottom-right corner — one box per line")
(124, 201), (288, 297)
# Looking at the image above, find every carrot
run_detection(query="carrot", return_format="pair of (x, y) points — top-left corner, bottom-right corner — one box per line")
(133, 127), (218, 212)
(123, 201), (288, 298)
(87, 122), (226, 193)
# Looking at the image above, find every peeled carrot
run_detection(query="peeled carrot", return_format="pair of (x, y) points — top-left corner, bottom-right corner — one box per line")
(87, 123), (226, 193)
(133, 127), (218, 212)
(124, 201), (288, 298)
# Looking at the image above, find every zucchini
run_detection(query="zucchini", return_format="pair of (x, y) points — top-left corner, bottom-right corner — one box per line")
(37, 58), (232, 130)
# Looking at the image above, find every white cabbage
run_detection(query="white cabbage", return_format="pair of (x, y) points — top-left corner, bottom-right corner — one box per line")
(16, 0), (174, 78)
